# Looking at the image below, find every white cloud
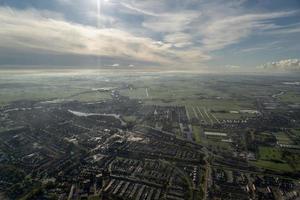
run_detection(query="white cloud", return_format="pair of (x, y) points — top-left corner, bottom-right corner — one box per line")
(0, 6), (211, 68)
(142, 11), (200, 33)
(258, 59), (300, 71)
(271, 27), (300, 35)
(199, 11), (296, 51)
(164, 33), (192, 48)
(226, 65), (241, 69)
(117, 1), (297, 56)
(238, 41), (282, 53)
(1, 0), (299, 71)
(120, 2), (159, 17)
(0, 8), (159, 64)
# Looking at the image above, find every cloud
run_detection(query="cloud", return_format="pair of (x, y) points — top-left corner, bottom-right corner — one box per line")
(258, 59), (300, 71)
(120, 2), (159, 17)
(0, 0), (299, 71)
(238, 41), (282, 53)
(226, 65), (241, 69)
(199, 11), (297, 51)
(164, 33), (192, 48)
(116, 0), (298, 57)
(111, 63), (120, 67)
(271, 26), (300, 35)
(142, 11), (200, 33)
(0, 6), (197, 67)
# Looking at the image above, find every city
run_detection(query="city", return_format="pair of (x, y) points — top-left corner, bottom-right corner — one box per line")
(0, 73), (299, 199)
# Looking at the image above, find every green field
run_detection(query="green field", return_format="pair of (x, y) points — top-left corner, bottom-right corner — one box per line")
(0, 88), (113, 105)
(274, 132), (293, 145)
(287, 154), (300, 171)
(251, 160), (293, 172)
(254, 132), (275, 143)
(192, 126), (202, 144)
(0, 127), (9, 133)
(0, 72), (120, 106)
(0, 87), (80, 105)
(291, 129), (300, 136)
(254, 146), (300, 172)
(258, 147), (283, 161)
(213, 112), (251, 120)
(71, 91), (112, 102)
(120, 88), (149, 99)
(122, 115), (137, 123)
(206, 139), (232, 152)
(120, 77), (255, 112)
(279, 91), (300, 104)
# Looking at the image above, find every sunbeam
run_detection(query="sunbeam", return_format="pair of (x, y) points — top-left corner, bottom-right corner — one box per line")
(97, 0), (101, 28)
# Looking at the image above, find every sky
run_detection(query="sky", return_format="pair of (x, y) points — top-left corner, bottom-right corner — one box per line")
(0, 0), (300, 72)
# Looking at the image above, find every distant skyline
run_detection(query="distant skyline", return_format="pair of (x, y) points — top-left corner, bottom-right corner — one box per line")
(0, 0), (300, 72)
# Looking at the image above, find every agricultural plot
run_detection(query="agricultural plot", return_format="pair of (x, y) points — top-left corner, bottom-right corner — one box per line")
(274, 132), (293, 145)
(185, 106), (197, 121)
(192, 126), (202, 144)
(0, 72), (118, 105)
(202, 108), (215, 125)
(186, 106), (212, 125)
(185, 105), (253, 125)
(71, 91), (112, 102)
(0, 86), (84, 106)
(213, 112), (255, 121)
(252, 160), (293, 172)
(122, 115), (137, 123)
(285, 152), (300, 171)
(291, 129), (300, 136)
(279, 91), (300, 104)
(0, 127), (9, 133)
(254, 132), (275, 143)
(119, 87), (149, 99)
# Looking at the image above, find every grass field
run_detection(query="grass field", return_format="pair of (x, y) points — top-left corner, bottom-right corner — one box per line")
(144, 98), (255, 114)
(0, 87), (79, 105)
(214, 113), (245, 120)
(120, 88), (149, 99)
(279, 91), (300, 104)
(291, 129), (300, 136)
(251, 160), (293, 172)
(71, 91), (112, 102)
(0, 72), (120, 106)
(258, 147), (283, 161)
(121, 77), (256, 113)
(284, 152), (300, 171)
(0, 127), (9, 133)
(192, 126), (202, 144)
(122, 115), (137, 123)
(0, 87), (113, 105)
(182, 105), (255, 123)
(254, 146), (300, 172)
(255, 132), (275, 143)
(274, 132), (293, 145)
(206, 139), (232, 152)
